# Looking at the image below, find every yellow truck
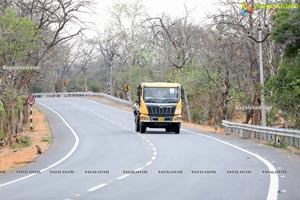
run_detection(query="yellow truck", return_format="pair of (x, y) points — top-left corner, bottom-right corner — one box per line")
(134, 82), (184, 134)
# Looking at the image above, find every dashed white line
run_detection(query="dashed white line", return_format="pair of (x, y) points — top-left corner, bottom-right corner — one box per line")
(88, 183), (108, 192)
(117, 174), (130, 180)
(146, 161), (152, 166)
(64, 99), (158, 193)
(135, 167), (144, 172)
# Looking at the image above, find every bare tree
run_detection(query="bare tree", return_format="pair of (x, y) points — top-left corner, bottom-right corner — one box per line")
(143, 7), (201, 122)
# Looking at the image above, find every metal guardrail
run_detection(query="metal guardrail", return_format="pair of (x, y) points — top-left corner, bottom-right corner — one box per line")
(32, 92), (300, 148)
(222, 120), (300, 148)
(32, 92), (132, 107)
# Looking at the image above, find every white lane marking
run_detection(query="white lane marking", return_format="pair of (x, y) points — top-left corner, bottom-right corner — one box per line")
(280, 175), (285, 178)
(73, 98), (281, 199)
(87, 183), (108, 192)
(146, 161), (152, 166)
(0, 103), (80, 188)
(68, 99), (158, 191)
(117, 174), (130, 180)
(135, 167), (144, 172)
(182, 128), (279, 200)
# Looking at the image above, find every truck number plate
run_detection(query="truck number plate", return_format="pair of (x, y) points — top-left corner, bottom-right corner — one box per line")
(158, 117), (164, 122)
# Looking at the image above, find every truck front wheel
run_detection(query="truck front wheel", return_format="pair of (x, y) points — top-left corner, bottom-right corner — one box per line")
(174, 124), (180, 134)
(140, 122), (146, 133)
(135, 117), (140, 132)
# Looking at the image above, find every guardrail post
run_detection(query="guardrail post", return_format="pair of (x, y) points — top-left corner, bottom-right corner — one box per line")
(284, 136), (289, 146)
(290, 137), (294, 147)
(239, 129), (243, 138)
(296, 138), (299, 148)
(267, 133), (271, 142)
(265, 133), (268, 141)
(225, 127), (231, 135)
(271, 134), (275, 142)
(259, 132), (263, 141)
(233, 128), (237, 138)
(224, 127), (229, 135)
(244, 130), (249, 139)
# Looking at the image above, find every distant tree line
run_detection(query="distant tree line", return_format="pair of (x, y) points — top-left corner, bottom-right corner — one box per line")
(0, 0), (94, 146)
(1, 0), (299, 146)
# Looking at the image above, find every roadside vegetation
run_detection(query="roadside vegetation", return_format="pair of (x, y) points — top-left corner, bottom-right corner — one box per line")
(0, 0), (299, 147)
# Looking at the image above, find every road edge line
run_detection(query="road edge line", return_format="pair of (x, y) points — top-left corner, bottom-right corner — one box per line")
(182, 128), (279, 200)
(0, 103), (80, 188)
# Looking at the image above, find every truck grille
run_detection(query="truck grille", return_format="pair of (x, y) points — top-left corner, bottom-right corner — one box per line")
(147, 105), (176, 116)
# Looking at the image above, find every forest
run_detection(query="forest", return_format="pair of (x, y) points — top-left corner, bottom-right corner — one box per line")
(0, 0), (299, 145)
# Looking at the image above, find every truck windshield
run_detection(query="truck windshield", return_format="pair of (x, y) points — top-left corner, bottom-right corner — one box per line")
(143, 87), (179, 103)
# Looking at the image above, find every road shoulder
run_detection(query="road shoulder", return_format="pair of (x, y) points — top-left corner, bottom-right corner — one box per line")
(0, 106), (52, 173)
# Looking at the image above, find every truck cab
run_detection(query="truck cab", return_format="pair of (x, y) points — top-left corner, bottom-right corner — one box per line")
(134, 82), (183, 134)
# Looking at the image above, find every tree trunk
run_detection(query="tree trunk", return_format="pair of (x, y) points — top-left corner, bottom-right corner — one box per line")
(221, 67), (231, 120)
(84, 75), (88, 92)
(17, 109), (23, 133)
(252, 92), (261, 125)
(183, 90), (192, 122)
(8, 102), (15, 146)
(23, 104), (29, 124)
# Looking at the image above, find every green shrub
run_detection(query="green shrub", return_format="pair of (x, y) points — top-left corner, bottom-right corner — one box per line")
(41, 135), (52, 144)
(18, 136), (31, 147)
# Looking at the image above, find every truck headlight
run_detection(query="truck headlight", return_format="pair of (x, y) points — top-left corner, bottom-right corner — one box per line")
(173, 117), (181, 122)
(140, 116), (150, 122)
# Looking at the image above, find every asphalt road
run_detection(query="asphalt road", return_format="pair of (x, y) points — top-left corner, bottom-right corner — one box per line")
(0, 98), (299, 200)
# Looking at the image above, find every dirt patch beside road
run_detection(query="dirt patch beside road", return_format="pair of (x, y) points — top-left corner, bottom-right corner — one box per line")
(0, 107), (52, 173)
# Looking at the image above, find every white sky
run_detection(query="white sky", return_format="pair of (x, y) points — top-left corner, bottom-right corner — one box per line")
(79, 0), (219, 38)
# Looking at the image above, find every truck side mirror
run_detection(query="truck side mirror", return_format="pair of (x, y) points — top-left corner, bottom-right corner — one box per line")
(181, 88), (186, 101)
(137, 85), (141, 104)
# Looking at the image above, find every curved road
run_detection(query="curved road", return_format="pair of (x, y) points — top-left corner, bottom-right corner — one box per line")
(0, 98), (299, 200)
